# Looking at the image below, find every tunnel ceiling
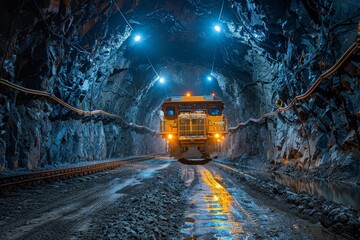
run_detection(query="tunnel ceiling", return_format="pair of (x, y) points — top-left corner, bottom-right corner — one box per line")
(2, 0), (359, 105)
(1, 0), (285, 99)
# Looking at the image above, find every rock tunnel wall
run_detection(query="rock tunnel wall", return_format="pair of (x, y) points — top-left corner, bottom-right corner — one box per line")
(0, 0), (163, 170)
(223, 0), (360, 183)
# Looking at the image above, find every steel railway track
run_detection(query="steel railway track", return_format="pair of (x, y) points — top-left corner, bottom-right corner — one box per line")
(0, 154), (166, 190)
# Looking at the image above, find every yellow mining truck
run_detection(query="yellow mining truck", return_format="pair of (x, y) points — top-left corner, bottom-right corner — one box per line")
(159, 95), (227, 158)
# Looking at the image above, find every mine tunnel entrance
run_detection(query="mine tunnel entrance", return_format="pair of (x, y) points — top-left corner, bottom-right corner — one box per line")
(1, 0), (360, 239)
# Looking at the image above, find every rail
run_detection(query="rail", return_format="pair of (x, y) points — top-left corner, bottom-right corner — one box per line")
(228, 38), (360, 132)
(0, 154), (166, 190)
(213, 161), (257, 180)
(0, 78), (158, 135)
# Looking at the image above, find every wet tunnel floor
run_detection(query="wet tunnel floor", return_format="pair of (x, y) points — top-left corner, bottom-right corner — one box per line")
(0, 158), (345, 239)
(180, 165), (326, 239)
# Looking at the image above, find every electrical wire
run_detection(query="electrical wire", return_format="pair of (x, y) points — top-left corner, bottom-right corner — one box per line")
(330, 12), (360, 30)
(142, 47), (160, 77)
(232, 7), (283, 54)
(112, 0), (133, 31)
(207, 0), (226, 95)
(218, 0), (225, 21)
(32, 0), (90, 55)
(0, 78), (158, 135)
(228, 40), (359, 132)
(163, 85), (168, 98)
(112, 0), (160, 78)
(210, 46), (217, 74)
(212, 0), (226, 73)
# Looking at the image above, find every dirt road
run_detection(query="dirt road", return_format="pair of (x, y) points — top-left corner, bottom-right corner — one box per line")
(0, 157), (350, 239)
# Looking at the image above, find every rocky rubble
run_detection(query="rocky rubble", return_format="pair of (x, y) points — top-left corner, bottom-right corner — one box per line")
(84, 163), (186, 239)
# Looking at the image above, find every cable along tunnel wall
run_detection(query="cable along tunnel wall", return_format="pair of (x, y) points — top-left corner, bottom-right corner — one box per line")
(0, 78), (161, 170)
(223, 33), (360, 181)
(228, 40), (360, 131)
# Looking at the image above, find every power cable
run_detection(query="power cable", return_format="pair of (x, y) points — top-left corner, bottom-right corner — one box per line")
(112, 0), (133, 31)
(206, 0), (226, 95)
(218, 0), (225, 21)
(112, 0), (160, 79)
(212, 0), (226, 73)
(228, 39), (359, 132)
(210, 45), (217, 74)
(141, 47), (160, 77)
(232, 7), (283, 55)
(32, 0), (90, 55)
(0, 78), (158, 135)
(330, 12), (360, 30)
(162, 84), (169, 98)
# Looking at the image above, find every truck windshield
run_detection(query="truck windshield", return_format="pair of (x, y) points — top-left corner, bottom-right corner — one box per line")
(209, 105), (221, 116)
(166, 106), (176, 116)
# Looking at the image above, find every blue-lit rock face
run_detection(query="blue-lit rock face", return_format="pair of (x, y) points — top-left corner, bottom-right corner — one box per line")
(0, 0), (360, 183)
(221, 0), (360, 183)
(0, 0), (165, 169)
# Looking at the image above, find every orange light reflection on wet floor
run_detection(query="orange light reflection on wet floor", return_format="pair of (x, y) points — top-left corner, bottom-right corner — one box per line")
(208, 166), (258, 226)
(201, 169), (231, 212)
(199, 169), (251, 236)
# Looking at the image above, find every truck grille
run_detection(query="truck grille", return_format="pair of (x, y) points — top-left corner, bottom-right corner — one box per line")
(179, 118), (206, 138)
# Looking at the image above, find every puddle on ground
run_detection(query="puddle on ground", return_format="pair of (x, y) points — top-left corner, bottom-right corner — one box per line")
(271, 172), (360, 210)
(219, 162), (360, 210)
(182, 167), (195, 187)
(136, 161), (171, 179)
(112, 178), (142, 196)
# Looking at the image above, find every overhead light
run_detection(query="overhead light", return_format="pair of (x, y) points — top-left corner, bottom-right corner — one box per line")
(168, 134), (173, 140)
(207, 76), (212, 81)
(186, 92), (191, 97)
(134, 35), (141, 42)
(215, 133), (220, 138)
(159, 77), (165, 83)
(214, 25), (221, 32)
